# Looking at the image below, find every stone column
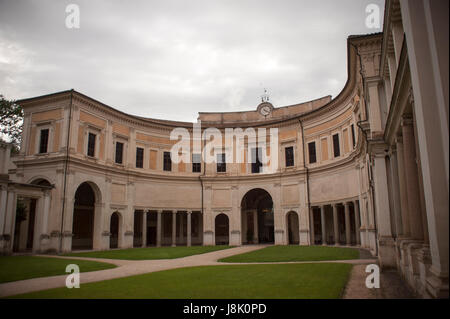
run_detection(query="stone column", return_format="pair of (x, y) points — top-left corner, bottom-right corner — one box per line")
(309, 207), (315, 245)
(0, 185), (8, 237)
(371, 144), (396, 268)
(344, 202), (351, 245)
(253, 210), (258, 243)
(41, 191), (51, 235)
(156, 210), (162, 247)
(187, 211), (192, 247)
(333, 204), (339, 245)
(396, 136), (410, 236)
(39, 191), (52, 252)
(401, 117), (424, 240)
(353, 200), (361, 245)
(389, 146), (404, 236)
(142, 210), (147, 247)
(4, 188), (17, 253)
(320, 206), (327, 245)
(171, 211), (177, 247)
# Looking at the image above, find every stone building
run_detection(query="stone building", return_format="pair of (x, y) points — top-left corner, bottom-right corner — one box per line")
(0, 0), (447, 298)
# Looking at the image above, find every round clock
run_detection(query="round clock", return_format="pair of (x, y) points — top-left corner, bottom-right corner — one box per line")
(260, 105), (271, 116)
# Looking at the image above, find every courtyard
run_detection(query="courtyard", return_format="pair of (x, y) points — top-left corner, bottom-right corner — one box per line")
(0, 245), (383, 299)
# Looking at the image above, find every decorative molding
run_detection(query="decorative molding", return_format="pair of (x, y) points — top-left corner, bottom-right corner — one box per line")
(50, 231), (61, 237)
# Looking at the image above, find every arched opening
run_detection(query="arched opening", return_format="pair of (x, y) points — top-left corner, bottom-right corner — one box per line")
(215, 213), (229, 245)
(110, 212), (120, 249)
(72, 182), (96, 250)
(286, 211), (299, 244)
(241, 188), (274, 244)
(13, 179), (52, 252)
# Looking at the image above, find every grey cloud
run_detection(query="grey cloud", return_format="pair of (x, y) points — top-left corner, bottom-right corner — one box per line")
(0, 0), (384, 122)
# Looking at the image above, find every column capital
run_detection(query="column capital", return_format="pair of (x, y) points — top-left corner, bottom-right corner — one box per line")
(389, 143), (397, 154)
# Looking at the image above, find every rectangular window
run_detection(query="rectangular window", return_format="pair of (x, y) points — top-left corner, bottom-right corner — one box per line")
(285, 146), (294, 167)
(192, 153), (201, 173)
(308, 142), (316, 164)
(136, 147), (144, 168)
(251, 148), (263, 173)
(163, 151), (172, 171)
(217, 153), (226, 172)
(333, 134), (340, 157)
(351, 124), (355, 148)
(87, 133), (96, 157)
(115, 141), (124, 164)
(39, 129), (49, 154)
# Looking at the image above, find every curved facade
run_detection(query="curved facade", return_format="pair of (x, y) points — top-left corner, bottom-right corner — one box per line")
(0, 0), (448, 298)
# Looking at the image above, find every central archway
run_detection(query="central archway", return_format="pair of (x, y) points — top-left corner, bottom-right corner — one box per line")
(241, 188), (274, 244)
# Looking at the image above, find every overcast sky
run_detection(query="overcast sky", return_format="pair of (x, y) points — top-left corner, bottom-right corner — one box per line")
(0, 0), (384, 122)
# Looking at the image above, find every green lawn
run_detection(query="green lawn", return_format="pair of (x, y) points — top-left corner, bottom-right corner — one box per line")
(0, 256), (116, 284)
(9, 263), (353, 299)
(219, 245), (359, 263)
(64, 245), (232, 260)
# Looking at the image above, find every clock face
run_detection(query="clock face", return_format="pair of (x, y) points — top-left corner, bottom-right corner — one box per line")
(260, 105), (271, 116)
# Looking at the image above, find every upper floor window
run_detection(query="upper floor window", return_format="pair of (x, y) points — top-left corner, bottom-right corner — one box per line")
(285, 146), (294, 167)
(136, 147), (144, 168)
(251, 148), (263, 173)
(217, 153), (226, 173)
(333, 134), (340, 157)
(163, 151), (172, 171)
(192, 153), (201, 173)
(87, 133), (96, 157)
(308, 142), (316, 164)
(115, 142), (124, 164)
(39, 129), (49, 154)
(351, 124), (356, 148)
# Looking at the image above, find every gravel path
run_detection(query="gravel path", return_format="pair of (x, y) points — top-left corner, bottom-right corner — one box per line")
(0, 245), (378, 298)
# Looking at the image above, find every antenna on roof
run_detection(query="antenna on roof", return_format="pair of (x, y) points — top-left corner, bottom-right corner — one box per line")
(261, 88), (270, 103)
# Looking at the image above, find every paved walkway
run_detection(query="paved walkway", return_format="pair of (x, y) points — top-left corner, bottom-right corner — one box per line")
(0, 245), (377, 298)
(343, 264), (416, 299)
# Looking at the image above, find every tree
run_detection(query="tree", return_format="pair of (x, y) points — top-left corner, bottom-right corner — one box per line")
(0, 94), (23, 150)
